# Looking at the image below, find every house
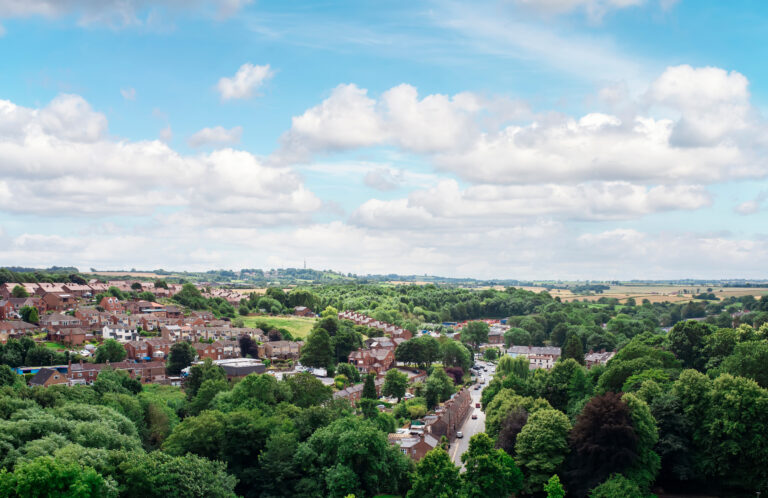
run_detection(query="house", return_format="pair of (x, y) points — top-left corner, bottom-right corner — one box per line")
(63, 283), (92, 298)
(41, 292), (76, 312)
(423, 388), (472, 440)
(333, 377), (385, 402)
(165, 305), (183, 318)
(40, 313), (82, 329)
(264, 340), (302, 359)
(348, 347), (395, 375)
(1, 297), (46, 318)
(146, 338), (174, 359)
(193, 342), (226, 361)
(75, 308), (102, 327)
(0, 321), (39, 343)
(488, 324), (508, 345)
(124, 340), (150, 360)
(68, 360), (167, 385)
(102, 324), (139, 343)
(585, 350), (616, 369)
(48, 327), (86, 346)
(28, 368), (68, 387)
(0, 283), (39, 299)
(507, 345), (562, 370)
(99, 296), (123, 313)
(388, 432), (439, 461)
(37, 283), (66, 295)
(293, 306), (315, 317)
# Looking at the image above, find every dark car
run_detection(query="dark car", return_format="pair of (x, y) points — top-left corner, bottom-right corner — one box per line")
(471, 413), (478, 419)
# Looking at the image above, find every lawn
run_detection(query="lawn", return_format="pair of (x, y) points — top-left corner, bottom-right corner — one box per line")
(241, 315), (317, 339)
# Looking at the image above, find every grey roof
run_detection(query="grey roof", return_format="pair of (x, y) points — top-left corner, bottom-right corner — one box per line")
(508, 345), (561, 356)
(29, 368), (60, 386)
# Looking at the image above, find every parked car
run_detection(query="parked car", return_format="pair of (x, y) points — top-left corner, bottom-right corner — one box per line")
(475, 402), (481, 408)
(456, 431), (464, 439)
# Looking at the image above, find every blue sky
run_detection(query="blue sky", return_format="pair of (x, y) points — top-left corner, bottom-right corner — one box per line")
(1, 0), (767, 279)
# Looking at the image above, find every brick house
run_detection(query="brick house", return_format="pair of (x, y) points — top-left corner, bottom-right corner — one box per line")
(348, 347), (395, 375)
(63, 284), (92, 298)
(0, 321), (38, 343)
(264, 340), (302, 359)
(293, 306), (315, 317)
(40, 313), (82, 329)
(424, 388), (472, 440)
(29, 368), (69, 387)
(388, 432), (439, 461)
(100, 296), (123, 313)
(48, 327), (86, 346)
(68, 360), (167, 385)
(192, 342), (225, 361)
(75, 308), (102, 327)
(42, 292), (76, 312)
(146, 338), (173, 359)
(124, 340), (150, 360)
(332, 377), (385, 402)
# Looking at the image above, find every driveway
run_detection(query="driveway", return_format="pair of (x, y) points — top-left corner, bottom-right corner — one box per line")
(450, 363), (493, 468)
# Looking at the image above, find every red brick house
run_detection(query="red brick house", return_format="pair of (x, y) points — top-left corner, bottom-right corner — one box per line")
(68, 360), (167, 385)
(124, 340), (150, 360)
(48, 327), (86, 346)
(100, 296), (123, 313)
(42, 292), (76, 312)
(29, 368), (69, 387)
(293, 306), (315, 317)
(146, 338), (173, 359)
(348, 347), (395, 375)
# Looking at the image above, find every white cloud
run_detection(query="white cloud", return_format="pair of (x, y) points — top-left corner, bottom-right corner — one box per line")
(120, 87), (136, 101)
(278, 66), (768, 186)
(0, 94), (320, 219)
(188, 125), (243, 148)
(0, 0), (252, 27)
(735, 191), (767, 215)
(159, 125), (173, 142)
(363, 167), (404, 191)
(217, 63), (274, 100)
(511, 0), (645, 21)
(351, 179), (711, 229)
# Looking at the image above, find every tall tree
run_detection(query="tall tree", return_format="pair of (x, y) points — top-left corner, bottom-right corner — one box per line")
(94, 339), (127, 363)
(462, 321), (490, 351)
(362, 373), (377, 399)
(19, 306), (38, 324)
(300, 328), (333, 369)
(562, 333), (585, 365)
(167, 342), (195, 375)
(544, 475), (566, 498)
(565, 392), (639, 497)
(462, 433), (523, 498)
(515, 409), (571, 494)
(407, 448), (463, 498)
(10, 285), (28, 298)
(382, 368), (408, 401)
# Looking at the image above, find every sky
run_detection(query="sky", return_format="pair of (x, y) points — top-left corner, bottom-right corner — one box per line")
(1, 0), (767, 279)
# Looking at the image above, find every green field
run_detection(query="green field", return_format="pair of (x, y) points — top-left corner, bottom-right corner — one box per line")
(241, 315), (317, 339)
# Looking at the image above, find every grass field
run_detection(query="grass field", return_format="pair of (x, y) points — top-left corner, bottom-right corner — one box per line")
(241, 315), (317, 339)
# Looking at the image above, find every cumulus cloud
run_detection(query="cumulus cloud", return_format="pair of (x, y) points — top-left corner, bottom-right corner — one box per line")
(350, 180), (711, 229)
(278, 65), (768, 186)
(188, 125), (242, 148)
(735, 191), (767, 215)
(363, 167), (404, 191)
(217, 63), (274, 100)
(0, 94), (320, 219)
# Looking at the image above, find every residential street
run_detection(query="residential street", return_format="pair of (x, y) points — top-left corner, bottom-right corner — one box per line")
(450, 362), (494, 468)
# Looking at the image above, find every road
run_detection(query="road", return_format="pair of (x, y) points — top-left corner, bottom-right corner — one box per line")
(450, 362), (494, 468)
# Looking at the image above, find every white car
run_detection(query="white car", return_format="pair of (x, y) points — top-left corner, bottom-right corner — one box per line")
(456, 431), (464, 439)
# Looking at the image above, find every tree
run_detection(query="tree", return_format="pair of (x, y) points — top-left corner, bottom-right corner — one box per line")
(498, 355), (529, 379)
(425, 367), (454, 409)
(166, 342), (195, 375)
(95, 339), (127, 363)
(588, 474), (642, 498)
(185, 358), (227, 400)
(441, 339), (472, 371)
(483, 348), (499, 361)
(131, 282), (143, 291)
(462, 321), (490, 350)
(721, 340), (768, 388)
(19, 306), (38, 324)
(321, 305), (339, 318)
(544, 475), (566, 498)
(407, 448), (463, 498)
(0, 365), (22, 388)
(336, 362), (360, 383)
(667, 320), (712, 371)
(362, 373), (377, 399)
(565, 392), (639, 496)
(505, 327), (531, 347)
(154, 279), (169, 289)
(462, 433), (523, 497)
(331, 326), (362, 364)
(24, 346), (53, 366)
(562, 333), (585, 365)
(10, 285), (28, 298)
(515, 408), (571, 494)
(300, 328), (333, 369)
(0, 456), (116, 497)
(496, 408), (528, 455)
(382, 368), (408, 401)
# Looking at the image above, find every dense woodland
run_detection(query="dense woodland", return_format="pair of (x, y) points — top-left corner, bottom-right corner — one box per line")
(2, 277), (768, 496)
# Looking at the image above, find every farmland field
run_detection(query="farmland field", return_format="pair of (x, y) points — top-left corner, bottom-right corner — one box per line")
(516, 284), (768, 304)
(241, 315), (317, 339)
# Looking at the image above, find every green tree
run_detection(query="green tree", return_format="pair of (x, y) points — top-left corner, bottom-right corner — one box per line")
(0, 365), (22, 388)
(131, 282), (143, 291)
(19, 306), (39, 324)
(24, 346), (54, 366)
(166, 342), (195, 375)
(562, 333), (585, 365)
(505, 327), (532, 347)
(667, 320), (712, 371)
(588, 474), (643, 498)
(336, 362), (360, 383)
(0, 456), (115, 497)
(300, 328), (334, 369)
(462, 321), (490, 350)
(407, 448), (462, 498)
(382, 368), (408, 401)
(185, 359), (227, 400)
(362, 373), (377, 399)
(462, 433), (523, 497)
(515, 408), (571, 494)
(483, 348), (499, 361)
(10, 285), (29, 298)
(95, 339), (128, 363)
(721, 340), (768, 388)
(425, 367), (454, 409)
(441, 340), (472, 371)
(544, 474), (566, 498)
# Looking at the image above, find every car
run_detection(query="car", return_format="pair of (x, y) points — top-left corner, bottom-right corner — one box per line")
(471, 413), (478, 419)
(474, 385), (481, 390)
(456, 431), (464, 439)
(475, 403), (481, 408)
